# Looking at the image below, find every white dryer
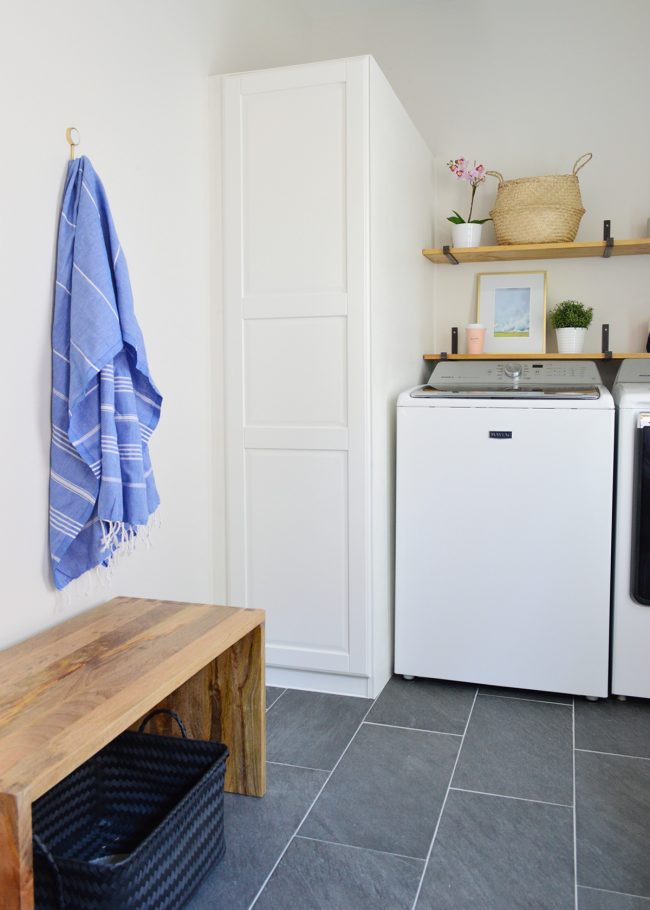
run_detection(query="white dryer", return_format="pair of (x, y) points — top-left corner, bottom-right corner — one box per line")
(395, 359), (614, 698)
(612, 359), (650, 698)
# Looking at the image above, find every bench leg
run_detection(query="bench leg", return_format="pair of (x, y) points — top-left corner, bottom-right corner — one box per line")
(215, 622), (266, 797)
(139, 622), (267, 798)
(0, 793), (33, 910)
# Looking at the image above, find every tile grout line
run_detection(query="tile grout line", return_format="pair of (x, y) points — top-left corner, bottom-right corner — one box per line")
(579, 884), (650, 902)
(294, 833), (425, 865)
(247, 697), (379, 909)
(576, 747), (650, 762)
(409, 687), (479, 910)
(265, 688), (287, 712)
(479, 692), (572, 707)
(572, 696), (578, 910)
(363, 720), (462, 737)
(266, 760), (330, 773)
(449, 786), (572, 809)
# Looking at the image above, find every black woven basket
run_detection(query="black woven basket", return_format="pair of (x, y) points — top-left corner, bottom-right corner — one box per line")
(33, 709), (228, 910)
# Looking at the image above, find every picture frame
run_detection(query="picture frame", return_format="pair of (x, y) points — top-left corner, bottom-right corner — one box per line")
(476, 271), (547, 354)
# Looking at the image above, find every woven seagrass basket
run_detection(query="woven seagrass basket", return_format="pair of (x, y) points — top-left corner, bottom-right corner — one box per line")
(33, 710), (228, 910)
(491, 204), (586, 245)
(487, 154), (592, 244)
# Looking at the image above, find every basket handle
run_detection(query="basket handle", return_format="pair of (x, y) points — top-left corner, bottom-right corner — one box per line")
(33, 834), (66, 910)
(137, 708), (188, 738)
(486, 170), (505, 186)
(573, 153), (593, 175)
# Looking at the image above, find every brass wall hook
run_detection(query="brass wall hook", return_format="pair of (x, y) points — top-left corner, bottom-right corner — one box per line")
(65, 127), (80, 160)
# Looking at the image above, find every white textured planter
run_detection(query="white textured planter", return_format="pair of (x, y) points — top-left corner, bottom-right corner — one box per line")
(451, 222), (483, 248)
(556, 327), (587, 354)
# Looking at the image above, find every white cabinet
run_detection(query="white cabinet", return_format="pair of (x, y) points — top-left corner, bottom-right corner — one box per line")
(220, 56), (433, 697)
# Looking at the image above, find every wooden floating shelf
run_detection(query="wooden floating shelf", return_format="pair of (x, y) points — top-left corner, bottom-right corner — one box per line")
(423, 353), (650, 362)
(422, 238), (650, 264)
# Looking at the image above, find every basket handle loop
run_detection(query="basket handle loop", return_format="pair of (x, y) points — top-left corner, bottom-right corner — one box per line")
(33, 833), (66, 910)
(573, 153), (593, 175)
(485, 170), (505, 187)
(137, 708), (188, 738)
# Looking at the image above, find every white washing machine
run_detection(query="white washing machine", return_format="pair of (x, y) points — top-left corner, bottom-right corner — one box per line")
(612, 360), (650, 698)
(395, 359), (614, 698)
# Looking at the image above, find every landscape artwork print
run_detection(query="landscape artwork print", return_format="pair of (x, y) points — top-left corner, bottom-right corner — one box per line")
(493, 287), (531, 338)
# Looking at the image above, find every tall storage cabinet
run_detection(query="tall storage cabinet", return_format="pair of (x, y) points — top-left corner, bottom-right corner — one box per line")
(221, 56), (433, 697)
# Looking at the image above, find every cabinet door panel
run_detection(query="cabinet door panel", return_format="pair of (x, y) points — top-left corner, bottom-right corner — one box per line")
(244, 316), (348, 428)
(223, 59), (369, 675)
(246, 450), (350, 671)
(242, 82), (347, 296)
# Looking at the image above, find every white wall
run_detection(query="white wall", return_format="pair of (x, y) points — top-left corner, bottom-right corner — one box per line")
(2, 0), (648, 648)
(0, 0), (223, 647)
(215, 0), (650, 355)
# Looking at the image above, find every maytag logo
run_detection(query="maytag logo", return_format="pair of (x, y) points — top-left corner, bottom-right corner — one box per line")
(489, 431), (512, 439)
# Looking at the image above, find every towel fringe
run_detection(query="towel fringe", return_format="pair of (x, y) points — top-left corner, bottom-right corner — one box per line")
(53, 511), (160, 603)
(99, 509), (160, 572)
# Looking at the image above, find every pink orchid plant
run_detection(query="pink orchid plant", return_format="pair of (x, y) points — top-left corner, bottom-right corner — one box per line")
(447, 157), (491, 224)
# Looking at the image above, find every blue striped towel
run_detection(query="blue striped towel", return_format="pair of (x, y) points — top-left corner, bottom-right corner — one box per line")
(49, 156), (162, 589)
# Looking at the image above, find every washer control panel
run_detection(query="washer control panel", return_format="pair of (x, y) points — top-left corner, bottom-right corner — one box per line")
(503, 362), (523, 379)
(429, 360), (602, 387)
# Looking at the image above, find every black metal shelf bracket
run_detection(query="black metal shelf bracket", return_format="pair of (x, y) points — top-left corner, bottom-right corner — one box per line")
(603, 219), (614, 258)
(443, 245), (459, 265)
(602, 323), (612, 357)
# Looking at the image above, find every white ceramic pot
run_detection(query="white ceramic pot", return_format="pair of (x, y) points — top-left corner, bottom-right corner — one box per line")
(451, 222), (483, 248)
(556, 327), (587, 354)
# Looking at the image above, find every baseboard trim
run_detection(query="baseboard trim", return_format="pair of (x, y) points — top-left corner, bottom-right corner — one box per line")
(266, 666), (372, 697)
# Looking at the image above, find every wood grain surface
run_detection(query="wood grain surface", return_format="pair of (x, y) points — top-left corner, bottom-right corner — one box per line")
(133, 625), (266, 796)
(422, 237), (650, 264)
(423, 352), (650, 361)
(0, 793), (32, 910)
(0, 596), (266, 910)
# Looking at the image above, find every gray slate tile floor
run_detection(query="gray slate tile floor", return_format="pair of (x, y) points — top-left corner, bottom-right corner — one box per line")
(578, 888), (650, 909)
(185, 680), (650, 910)
(452, 694), (574, 805)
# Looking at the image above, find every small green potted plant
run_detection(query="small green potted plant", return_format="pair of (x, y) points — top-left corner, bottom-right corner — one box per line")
(548, 300), (593, 353)
(447, 157), (491, 248)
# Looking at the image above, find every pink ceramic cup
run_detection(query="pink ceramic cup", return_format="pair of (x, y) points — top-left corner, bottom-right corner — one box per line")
(466, 324), (486, 355)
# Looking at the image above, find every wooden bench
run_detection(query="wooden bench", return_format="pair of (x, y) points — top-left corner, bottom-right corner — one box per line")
(0, 596), (266, 910)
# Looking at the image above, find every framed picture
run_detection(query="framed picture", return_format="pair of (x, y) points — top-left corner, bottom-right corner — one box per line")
(477, 271), (547, 354)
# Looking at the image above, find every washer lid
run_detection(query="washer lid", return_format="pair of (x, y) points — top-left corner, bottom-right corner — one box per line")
(414, 359), (603, 399)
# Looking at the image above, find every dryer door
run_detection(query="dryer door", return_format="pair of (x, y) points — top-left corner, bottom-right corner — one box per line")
(634, 424), (650, 604)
